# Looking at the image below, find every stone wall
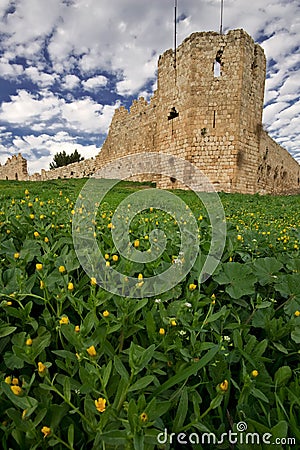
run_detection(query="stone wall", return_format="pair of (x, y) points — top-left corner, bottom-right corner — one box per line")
(0, 29), (299, 194)
(0, 154), (28, 181)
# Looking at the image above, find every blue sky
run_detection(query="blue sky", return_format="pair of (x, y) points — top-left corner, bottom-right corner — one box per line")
(0, 0), (299, 174)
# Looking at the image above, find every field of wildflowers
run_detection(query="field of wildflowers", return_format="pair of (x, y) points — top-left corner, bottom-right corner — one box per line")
(0, 179), (299, 449)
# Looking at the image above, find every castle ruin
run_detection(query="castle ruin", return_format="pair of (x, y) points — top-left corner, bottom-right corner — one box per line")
(1, 29), (299, 194)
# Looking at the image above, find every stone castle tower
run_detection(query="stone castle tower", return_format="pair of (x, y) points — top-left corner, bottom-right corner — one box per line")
(1, 29), (299, 194)
(95, 29), (300, 194)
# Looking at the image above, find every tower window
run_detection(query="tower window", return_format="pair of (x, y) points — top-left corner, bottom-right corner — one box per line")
(214, 60), (221, 77)
(213, 50), (223, 77)
(168, 107), (179, 120)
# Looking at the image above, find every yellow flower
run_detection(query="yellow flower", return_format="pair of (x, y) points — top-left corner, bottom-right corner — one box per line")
(87, 345), (97, 356)
(237, 234), (243, 241)
(4, 376), (11, 384)
(26, 338), (33, 346)
(74, 325), (80, 333)
(71, 209), (75, 215)
(22, 409), (27, 420)
(29, 214), (35, 220)
(112, 254), (119, 262)
(90, 277), (97, 286)
(6, 229), (11, 234)
(14, 252), (20, 259)
(11, 377), (19, 385)
(251, 370), (259, 378)
(95, 397), (106, 413)
(6, 301), (12, 306)
(67, 282), (74, 291)
(11, 385), (22, 395)
(40, 280), (45, 289)
(159, 328), (165, 335)
(294, 311), (300, 317)
(134, 239), (140, 248)
(107, 222), (113, 229)
(34, 231), (39, 238)
(36, 263), (43, 271)
(59, 265), (66, 273)
(189, 283), (197, 291)
(44, 237), (49, 243)
(38, 362), (47, 375)
(171, 320), (177, 326)
(59, 316), (69, 325)
(138, 273), (143, 280)
(103, 310), (110, 317)
(106, 261), (110, 267)
(219, 379), (229, 392)
(24, 189), (29, 195)
(41, 426), (51, 438)
(140, 412), (148, 422)
(104, 254), (110, 260)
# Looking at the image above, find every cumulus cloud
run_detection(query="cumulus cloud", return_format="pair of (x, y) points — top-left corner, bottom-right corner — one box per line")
(82, 75), (108, 91)
(0, 89), (119, 134)
(1, 131), (101, 174)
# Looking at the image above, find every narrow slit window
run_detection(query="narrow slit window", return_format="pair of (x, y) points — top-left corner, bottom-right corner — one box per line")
(214, 50), (223, 77)
(213, 110), (216, 128)
(214, 60), (221, 77)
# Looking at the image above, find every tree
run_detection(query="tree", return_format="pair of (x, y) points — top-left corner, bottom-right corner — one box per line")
(49, 150), (84, 170)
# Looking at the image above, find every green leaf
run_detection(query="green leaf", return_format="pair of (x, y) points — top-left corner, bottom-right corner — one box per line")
(172, 386), (188, 432)
(63, 376), (71, 403)
(114, 356), (129, 383)
(68, 423), (74, 448)
(99, 430), (128, 445)
(271, 421), (288, 439)
(152, 346), (219, 396)
(213, 262), (256, 299)
(209, 394), (224, 409)
(205, 306), (227, 324)
(129, 342), (155, 375)
(273, 342), (289, 354)
(274, 366), (292, 387)
(128, 375), (155, 392)
(4, 351), (24, 369)
(251, 387), (269, 403)
(291, 327), (300, 344)
(253, 257), (283, 286)
(133, 432), (144, 450)
(102, 360), (113, 388)
(0, 325), (17, 338)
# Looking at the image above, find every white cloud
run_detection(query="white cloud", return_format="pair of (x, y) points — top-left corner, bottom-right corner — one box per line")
(1, 131), (101, 174)
(82, 75), (108, 91)
(0, 89), (119, 135)
(0, 57), (23, 78)
(24, 67), (57, 87)
(61, 74), (81, 90)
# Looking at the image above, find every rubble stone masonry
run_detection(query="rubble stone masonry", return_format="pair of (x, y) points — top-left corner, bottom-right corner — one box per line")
(1, 29), (299, 194)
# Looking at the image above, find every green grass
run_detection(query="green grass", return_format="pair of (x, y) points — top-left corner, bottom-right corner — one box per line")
(0, 178), (299, 449)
